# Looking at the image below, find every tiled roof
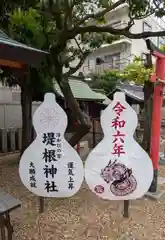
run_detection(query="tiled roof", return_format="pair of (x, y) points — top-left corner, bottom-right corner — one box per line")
(113, 81), (144, 102)
(55, 78), (106, 101)
(0, 30), (47, 54)
(0, 30), (48, 65)
(92, 91), (111, 105)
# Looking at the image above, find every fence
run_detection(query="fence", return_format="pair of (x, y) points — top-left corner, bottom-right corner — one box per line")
(0, 102), (40, 154)
(0, 119), (102, 155)
(0, 127), (39, 154)
(0, 128), (22, 154)
(0, 117), (144, 155)
(85, 118), (144, 148)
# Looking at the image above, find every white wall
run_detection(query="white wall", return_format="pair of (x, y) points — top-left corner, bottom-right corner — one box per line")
(130, 16), (165, 58)
(0, 86), (41, 129)
(0, 85), (21, 102)
(80, 41), (131, 74)
(0, 87), (13, 102)
(0, 102), (40, 129)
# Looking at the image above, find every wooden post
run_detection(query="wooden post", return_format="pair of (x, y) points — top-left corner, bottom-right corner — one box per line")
(92, 119), (96, 148)
(145, 39), (165, 193)
(77, 141), (80, 154)
(9, 128), (16, 152)
(17, 128), (22, 150)
(39, 197), (44, 214)
(149, 56), (165, 192)
(123, 200), (129, 218)
(1, 129), (8, 153)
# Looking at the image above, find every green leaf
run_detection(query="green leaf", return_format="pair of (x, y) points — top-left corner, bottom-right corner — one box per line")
(90, 70), (121, 94)
(121, 57), (152, 85)
(9, 8), (46, 49)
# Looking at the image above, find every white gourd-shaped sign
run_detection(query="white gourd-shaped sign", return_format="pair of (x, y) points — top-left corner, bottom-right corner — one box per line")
(85, 92), (153, 200)
(19, 93), (84, 197)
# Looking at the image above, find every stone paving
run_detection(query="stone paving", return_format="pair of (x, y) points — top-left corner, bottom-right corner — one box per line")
(1, 154), (165, 239)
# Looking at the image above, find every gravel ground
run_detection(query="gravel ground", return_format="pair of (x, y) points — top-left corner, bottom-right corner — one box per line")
(1, 155), (165, 240)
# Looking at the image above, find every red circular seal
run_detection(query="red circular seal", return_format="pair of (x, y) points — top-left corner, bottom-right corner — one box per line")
(94, 185), (104, 194)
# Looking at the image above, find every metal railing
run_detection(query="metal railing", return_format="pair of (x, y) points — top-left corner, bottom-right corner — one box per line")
(82, 58), (131, 75)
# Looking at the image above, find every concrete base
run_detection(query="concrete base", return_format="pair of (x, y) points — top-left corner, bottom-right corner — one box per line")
(159, 151), (165, 164)
(159, 157), (165, 165)
(144, 176), (165, 200)
(145, 189), (165, 200)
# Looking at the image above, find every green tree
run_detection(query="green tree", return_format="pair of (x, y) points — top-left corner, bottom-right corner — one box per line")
(9, 8), (46, 48)
(0, 0), (39, 30)
(90, 70), (121, 94)
(39, 0), (165, 147)
(120, 57), (153, 154)
(2, 0), (165, 150)
(0, 7), (54, 153)
(160, 44), (165, 51)
(121, 57), (152, 84)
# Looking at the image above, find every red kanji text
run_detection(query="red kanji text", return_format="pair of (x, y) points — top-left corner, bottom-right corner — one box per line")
(112, 130), (125, 143)
(112, 143), (125, 157)
(113, 102), (126, 116)
(111, 116), (126, 129)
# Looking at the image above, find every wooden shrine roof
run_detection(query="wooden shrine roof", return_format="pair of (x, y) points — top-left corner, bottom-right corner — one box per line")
(108, 81), (144, 103)
(0, 30), (48, 67)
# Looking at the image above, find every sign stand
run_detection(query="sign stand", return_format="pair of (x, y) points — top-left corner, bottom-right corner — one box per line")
(39, 197), (44, 213)
(123, 200), (129, 218)
(146, 40), (165, 192)
(19, 93), (84, 203)
(85, 91), (153, 216)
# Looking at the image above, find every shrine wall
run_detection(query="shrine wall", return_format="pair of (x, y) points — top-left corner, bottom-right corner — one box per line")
(0, 85), (41, 129)
(0, 102), (40, 129)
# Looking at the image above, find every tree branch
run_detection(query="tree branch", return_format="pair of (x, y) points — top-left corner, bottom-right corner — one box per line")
(74, 37), (83, 54)
(74, 0), (126, 27)
(124, 18), (134, 31)
(64, 0), (74, 29)
(125, 29), (165, 39)
(69, 25), (127, 39)
(70, 25), (165, 39)
(54, 61), (91, 147)
(63, 51), (90, 78)
(59, 78), (91, 147)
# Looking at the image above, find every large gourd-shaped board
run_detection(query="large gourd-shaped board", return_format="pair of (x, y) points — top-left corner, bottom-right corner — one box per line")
(85, 92), (153, 200)
(19, 93), (84, 197)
